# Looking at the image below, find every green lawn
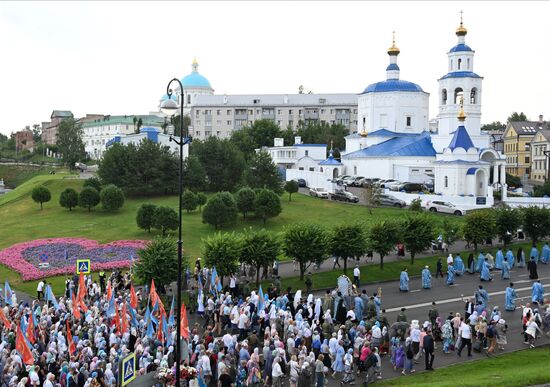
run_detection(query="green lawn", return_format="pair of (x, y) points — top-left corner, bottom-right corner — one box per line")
(0, 164), (65, 189)
(377, 347), (550, 386)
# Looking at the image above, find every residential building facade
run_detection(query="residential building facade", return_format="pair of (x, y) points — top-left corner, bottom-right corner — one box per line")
(41, 110), (74, 145)
(503, 120), (547, 177)
(105, 127), (188, 159)
(530, 128), (550, 183)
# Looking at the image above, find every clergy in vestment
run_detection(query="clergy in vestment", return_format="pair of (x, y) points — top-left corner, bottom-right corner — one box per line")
(454, 255), (465, 276)
(495, 249), (504, 270)
(399, 269), (409, 292)
(505, 283), (517, 311)
(421, 266), (432, 289)
(501, 258), (510, 280)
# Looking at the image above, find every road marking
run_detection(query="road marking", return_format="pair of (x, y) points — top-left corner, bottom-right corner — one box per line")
(386, 283), (550, 313)
(410, 290), (420, 293)
(519, 274), (528, 277)
(514, 275), (550, 284)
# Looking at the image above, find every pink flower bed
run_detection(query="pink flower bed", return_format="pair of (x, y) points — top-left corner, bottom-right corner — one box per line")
(0, 238), (149, 280)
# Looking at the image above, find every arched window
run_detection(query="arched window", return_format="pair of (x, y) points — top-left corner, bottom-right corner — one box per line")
(470, 88), (477, 104)
(444, 176), (448, 188)
(320, 167), (323, 172)
(450, 59), (453, 71)
(442, 89), (447, 105)
(458, 58), (462, 70)
(187, 94), (191, 105)
(354, 166), (357, 175)
(454, 88), (464, 104)
(467, 58), (470, 69)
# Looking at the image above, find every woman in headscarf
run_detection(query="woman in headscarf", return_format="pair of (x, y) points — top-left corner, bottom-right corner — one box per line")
(263, 344), (275, 385)
(331, 340), (345, 378)
(501, 257), (511, 279)
(288, 355), (299, 387)
(441, 318), (453, 354)
(314, 298), (322, 321)
(454, 254), (465, 276)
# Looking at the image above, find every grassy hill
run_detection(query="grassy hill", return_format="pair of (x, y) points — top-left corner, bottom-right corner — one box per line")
(0, 164), (65, 189)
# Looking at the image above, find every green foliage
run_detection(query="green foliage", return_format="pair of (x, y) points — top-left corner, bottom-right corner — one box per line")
(283, 223), (328, 280)
(170, 114), (191, 137)
(59, 187), (79, 211)
(284, 180), (299, 202)
(244, 151), (283, 193)
(494, 207), (523, 247)
(241, 229), (281, 285)
(182, 190), (198, 213)
(329, 223), (368, 274)
(78, 186), (100, 212)
(56, 118), (85, 167)
(400, 214), (435, 264)
(98, 140), (178, 196)
(254, 188), (282, 225)
(363, 183), (381, 214)
(83, 177), (102, 192)
(230, 119), (283, 158)
(480, 121), (506, 132)
(152, 206), (179, 236)
(182, 155), (207, 192)
(507, 112), (528, 122)
(533, 181), (550, 197)
(462, 210), (496, 251)
(295, 121), (349, 155)
(235, 187), (256, 220)
(136, 203), (157, 233)
(367, 220), (401, 269)
(520, 206), (550, 245)
(31, 186), (51, 210)
(506, 173), (522, 188)
(134, 237), (178, 292)
(202, 192), (238, 229)
(100, 184), (125, 211)
(441, 218), (460, 247)
(409, 198), (423, 212)
(196, 192), (207, 212)
(202, 232), (242, 280)
(191, 137), (246, 192)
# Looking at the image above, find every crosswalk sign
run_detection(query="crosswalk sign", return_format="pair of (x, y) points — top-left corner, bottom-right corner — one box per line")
(76, 259), (91, 274)
(121, 353), (136, 386)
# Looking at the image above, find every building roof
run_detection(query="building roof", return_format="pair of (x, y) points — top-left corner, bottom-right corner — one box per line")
(193, 93), (357, 107)
(362, 79), (425, 94)
(507, 121), (549, 135)
(449, 43), (473, 53)
(295, 143), (326, 147)
(343, 132), (436, 158)
(368, 129), (419, 137)
(51, 110), (73, 118)
(181, 72), (212, 89)
(448, 125), (475, 151)
(319, 151), (342, 165)
(466, 167), (479, 175)
(439, 71), (482, 80)
(386, 63), (400, 71)
(161, 94), (178, 101)
(536, 129), (550, 142)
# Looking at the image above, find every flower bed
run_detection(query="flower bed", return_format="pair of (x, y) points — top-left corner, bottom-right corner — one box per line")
(0, 238), (148, 280)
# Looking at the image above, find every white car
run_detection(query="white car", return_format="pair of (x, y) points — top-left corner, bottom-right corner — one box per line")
(424, 200), (467, 216)
(309, 187), (329, 199)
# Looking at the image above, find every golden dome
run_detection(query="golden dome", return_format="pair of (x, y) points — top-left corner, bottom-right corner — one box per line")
(360, 128), (368, 137)
(456, 11), (468, 36)
(192, 57), (198, 65)
(387, 30), (400, 55)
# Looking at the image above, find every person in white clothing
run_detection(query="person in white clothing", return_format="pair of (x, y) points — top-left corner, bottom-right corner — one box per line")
(447, 254), (454, 266)
(36, 281), (45, 301)
(525, 317), (542, 347)
(272, 357), (284, 387)
(353, 265), (361, 287)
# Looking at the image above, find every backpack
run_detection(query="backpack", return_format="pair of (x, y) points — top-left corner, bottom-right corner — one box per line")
(365, 353), (377, 369)
(487, 325), (496, 338)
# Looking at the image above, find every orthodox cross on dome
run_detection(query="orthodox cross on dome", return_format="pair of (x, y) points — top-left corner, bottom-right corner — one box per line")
(192, 57), (198, 72)
(456, 10), (467, 36)
(387, 30), (400, 55)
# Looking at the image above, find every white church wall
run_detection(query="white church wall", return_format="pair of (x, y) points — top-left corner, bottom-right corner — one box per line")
(385, 189), (493, 208)
(286, 170), (335, 192)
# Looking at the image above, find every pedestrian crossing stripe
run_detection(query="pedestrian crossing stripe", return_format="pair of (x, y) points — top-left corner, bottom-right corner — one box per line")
(121, 353), (136, 385)
(76, 259), (90, 274)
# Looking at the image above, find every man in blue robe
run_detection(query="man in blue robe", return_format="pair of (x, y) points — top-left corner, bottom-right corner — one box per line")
(506, 249), (515, 268)
(399, 269), (409, 292)
(476, 252), (485, 272)
(354, 294), (363, 319)
(501, 258), (510, 279)
(475, 285), (489, 309)
(531, 280), (544, 304)
(454, 254), (465, 276)
(505, 282), (517, 311)
(542, 243), (550, 264)
(530, 245), (539, 263)
(446, 264), (455, 285)
(373, 294), (381, 317)
(422, 266), (432, 289)
(495, 248), (504, 270)
(480, 258), (492, 281)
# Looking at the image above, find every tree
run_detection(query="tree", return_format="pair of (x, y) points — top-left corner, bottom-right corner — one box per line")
(31, 186), (51, 210)
(506, 173), (522, 188)
(56, 118), (85, 168)
(59, 188), (79, 211)
(79, 187), (100, 212)
(182, 155), (207, 192)
(241, 229), (281, 286)
(409, 198), (422, 212)
(100, 184), (125, 211)
(202, 192), (238, 229)
(203, 232), (242, 285)
(235, 187), (256, 220)
(462, 210), (496, 252)
(400, 214), (435, 264)
(480, 121), (506, 132)
(182, 190), (198, 213)
(367, 220), (400, 269)
(363, 183), (381, 214)
(31, 124), (41, 143)
(283, 223), (328, 280)
(196, 192), (207, 212)
(244, 151), (283, 193)
(284, 180), (299, 202)
(152, 206), (179, 236)
(507, 112), (528, 122)
(494, 207), (523, 247)
(520, 206), (550, 246)
(83, 177), (102, 192)
(136, 203), (157, 233)
(441, 218), (460, 248)
(230, 119), (283, 158)
(329, 223), (368, 274)
(134, 237), (178, 293)
(254, 189), (282, 226)
(533, 181), (550, 197)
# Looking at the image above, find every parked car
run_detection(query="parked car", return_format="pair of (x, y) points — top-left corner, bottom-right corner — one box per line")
(361, 178), (380, 187)
(392, 182), (427, 193)
(379, 193), (407, 208)
(378, 179), (398, 188)
(336, 175), (351, 184)
(292, 178), (307, 187)
(385, 180), (402, 190)
(349, 176), (365, 187)
(309, 187), (329, 199)
(330, 190), (360, 203)
(424, 200), (467, 216)
(342, 176), (357, 186)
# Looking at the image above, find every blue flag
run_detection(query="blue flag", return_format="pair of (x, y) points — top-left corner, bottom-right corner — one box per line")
(107, 293), (116, 317)
(127, 302), (138, 328)
(161, 313), (168, 344)
(45, 285), (59, 310)
(258, 285), (264, 311)
(168, 296), (175, 327)
(4, 280), (13, 306)
(150, 301), (159, 325)
(145, 306), (154, 338)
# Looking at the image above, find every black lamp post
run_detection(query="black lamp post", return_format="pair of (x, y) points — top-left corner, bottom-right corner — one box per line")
(160, 79), (192, 386)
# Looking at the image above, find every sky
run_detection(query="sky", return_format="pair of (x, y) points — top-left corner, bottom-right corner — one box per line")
(0, 1), (549, 135)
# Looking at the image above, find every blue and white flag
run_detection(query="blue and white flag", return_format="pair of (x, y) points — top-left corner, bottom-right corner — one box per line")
(258, 285), (265, 311)
(107, 293), (116, 317)
(168, 296), (175, 327)
(4, 280), (13, 306)
(45, 285), (59, 310)
(127, 302), (139, 328)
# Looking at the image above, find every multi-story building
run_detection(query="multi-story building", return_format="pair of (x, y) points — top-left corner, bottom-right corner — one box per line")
(190, 93), (358, 140)
(105, 127), (188, 159)
(530, 126), (550, 183)
(14, 130), (35, 152)
(41, 110), (74, 145)
(82, 115), (165, 160)
(503, 118), (547, 178)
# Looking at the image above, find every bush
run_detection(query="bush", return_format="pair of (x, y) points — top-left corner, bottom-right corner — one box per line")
(59, 188), (79, 211)
(83, 177), (102, 192)
(202, 192), (238, 229)
(31, 186), (51, 210)
(284, 180), (299, 201)
(182, 190), (198, 213)
(100, 184), (125, 211)
(134, 237), (178, 293)
(409, 198), (422, 212)
(196, 192), (207, 212)
(235, 187), (256, 220)
(254, 188), (282, 225)
(153, 206), (179, 236)
(79, 187), (100, 212)
(136, 203), (157, 233)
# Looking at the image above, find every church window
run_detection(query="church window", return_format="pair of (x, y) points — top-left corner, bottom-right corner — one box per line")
(442, 89), (447, 105)
(467, 58), (470, 69)
(354, 166), (357, 175)
(305, 150), (309, 156)
(187, 94), (191, 104)
(470, 88), (477, 104)
(406, 116), (412, 127)
(458, 58), (462, 70)
(444, 176), (448, 188)
(454, 88), (464, 104)
(309, 167), (315, 172)
(450, 60), (453, 70)
(320, 167), (323, 172)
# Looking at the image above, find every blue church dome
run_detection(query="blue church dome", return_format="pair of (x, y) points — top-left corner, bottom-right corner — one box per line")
(362, 79), (424, 94)
(449, 43), (473, 53)
(181, 72), (212, 89)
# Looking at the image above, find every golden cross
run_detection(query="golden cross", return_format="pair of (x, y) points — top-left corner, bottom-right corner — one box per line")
(392, 30), (396, 45)
(460, 10), (464, 25)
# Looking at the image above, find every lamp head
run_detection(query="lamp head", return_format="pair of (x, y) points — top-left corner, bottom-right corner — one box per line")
(160, 94), (179, 116)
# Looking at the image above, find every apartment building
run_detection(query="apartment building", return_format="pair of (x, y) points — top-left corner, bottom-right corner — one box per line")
(530, 128), (550, 183)
(502, 120), (545, 177)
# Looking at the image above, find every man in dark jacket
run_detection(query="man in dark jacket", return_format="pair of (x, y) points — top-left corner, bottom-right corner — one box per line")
(423, 329), (435, 370)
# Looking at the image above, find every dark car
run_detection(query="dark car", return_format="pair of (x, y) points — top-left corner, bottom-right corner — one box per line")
(393, 182), (427, 193)
(293, 178), (307, 187)
(330, 190), (359, 203)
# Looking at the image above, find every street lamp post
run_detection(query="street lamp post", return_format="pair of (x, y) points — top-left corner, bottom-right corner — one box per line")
(160, 79), (192, 387)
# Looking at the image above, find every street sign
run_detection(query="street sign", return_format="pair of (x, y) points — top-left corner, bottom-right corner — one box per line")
(120, 352), (136, 386)
(76, 259), (90, 274)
